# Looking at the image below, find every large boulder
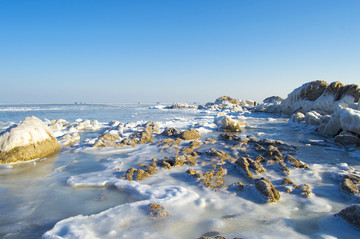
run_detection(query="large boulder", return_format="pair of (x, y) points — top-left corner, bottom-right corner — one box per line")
(0, 116), (61, 163)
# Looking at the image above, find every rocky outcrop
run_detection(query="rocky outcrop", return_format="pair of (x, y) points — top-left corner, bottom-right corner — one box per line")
(336, 204), (360, 229)
(0, 116), (61, 163)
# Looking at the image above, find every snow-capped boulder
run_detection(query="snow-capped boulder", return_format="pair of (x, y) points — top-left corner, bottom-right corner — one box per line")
(0, 116), (61, 163)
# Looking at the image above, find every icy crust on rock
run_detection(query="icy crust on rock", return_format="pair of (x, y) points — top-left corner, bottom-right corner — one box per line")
(0, 116), (55, 152)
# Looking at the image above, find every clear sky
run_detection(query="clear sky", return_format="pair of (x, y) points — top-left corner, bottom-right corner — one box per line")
(0, 0), (359, 104)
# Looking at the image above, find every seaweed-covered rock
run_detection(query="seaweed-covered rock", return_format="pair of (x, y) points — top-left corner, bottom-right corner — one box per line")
(180, 129), (201, 140)
(336, 204), (360, 229)
(0, 116), (61, 163)
(255, 177), (281, 203)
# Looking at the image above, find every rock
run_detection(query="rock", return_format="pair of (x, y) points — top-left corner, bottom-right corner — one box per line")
(236, 157), (253, 179)
(0, 116), (61, 163)
(318, 114), (342, 136)
(144, 121), (160, 133)
(148, 203), (168, 217)
(255, 177), (281, 203)
(290, 112), (305, 123)
(166, 102), (196, 109)
(334, 131), (360, 145)
(285, 155), (308, 168)
(59, 132), (80, 146)
(132, 129), (153, 144)
(336, 204), (360, 229)
(215, 115), (247, 132)
(341, 178), (359, 195)
(281, 81), (329, 115)
(263, 96), (283, 104)
(180, 129), (201, 140)
(337, 107), (360, 135)
(215, 96), (240, 105)
(305, 111), (322, 126)
(93, 133), (121, 148)
(161, 127), (180, 137)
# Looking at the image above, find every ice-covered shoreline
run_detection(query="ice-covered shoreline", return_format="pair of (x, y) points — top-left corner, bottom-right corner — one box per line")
(1, 81), (360, 239)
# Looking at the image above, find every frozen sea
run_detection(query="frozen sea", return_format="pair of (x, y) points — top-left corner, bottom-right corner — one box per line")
(0, 103), (360, 239)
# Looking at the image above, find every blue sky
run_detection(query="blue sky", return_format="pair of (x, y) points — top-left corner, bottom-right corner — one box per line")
(0, 0), (359, 104)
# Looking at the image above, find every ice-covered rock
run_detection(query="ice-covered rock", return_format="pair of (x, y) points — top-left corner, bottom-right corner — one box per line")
(290, 112), (305, 123)
(215, 115), (247, 132)
(281, 80), (329, 115)
(305, 111), (323, 126)
(0, 116), (61, 163)
(338, 107), (360, 135)
(281, 81), (360, 116)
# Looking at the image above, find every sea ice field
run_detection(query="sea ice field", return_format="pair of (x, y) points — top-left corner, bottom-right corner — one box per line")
(1, 103), (360, 239)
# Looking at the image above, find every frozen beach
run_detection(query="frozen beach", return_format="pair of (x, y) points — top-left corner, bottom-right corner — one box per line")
(1, 93), (360, 239)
